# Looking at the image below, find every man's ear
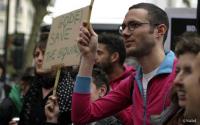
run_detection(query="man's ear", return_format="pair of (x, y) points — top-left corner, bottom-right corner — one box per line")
(98, 84), (108, 97)
(155, 24), (167, 38)
(111, 52), (119, 63)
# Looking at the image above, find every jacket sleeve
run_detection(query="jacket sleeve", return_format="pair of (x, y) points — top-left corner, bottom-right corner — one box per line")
(72, 75), (133, 124)
(115, 106), (133, 125)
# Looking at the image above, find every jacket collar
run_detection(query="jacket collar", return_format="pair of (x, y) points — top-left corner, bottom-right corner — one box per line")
(135, 50), (176, 80)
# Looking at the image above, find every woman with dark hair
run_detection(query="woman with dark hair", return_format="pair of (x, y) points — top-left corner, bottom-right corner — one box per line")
(0, 61), (6, 103)
(0, 67), (34, 125)
(19, 25), (75, 125)
(0, 60), (12, 108)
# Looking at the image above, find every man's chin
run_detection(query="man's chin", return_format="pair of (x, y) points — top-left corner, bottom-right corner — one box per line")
(126, 47), (137, 56)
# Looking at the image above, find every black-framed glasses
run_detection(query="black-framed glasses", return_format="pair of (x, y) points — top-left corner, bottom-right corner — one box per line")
(119, 21), (150, 34)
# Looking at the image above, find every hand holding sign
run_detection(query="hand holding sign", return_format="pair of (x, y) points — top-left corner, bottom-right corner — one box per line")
(43, 6), (91, 70)
(42, 0), (94, 96)
(77, 22), (98, 61)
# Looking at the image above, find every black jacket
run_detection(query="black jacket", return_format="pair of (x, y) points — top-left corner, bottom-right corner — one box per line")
(0, 98), (18, 125)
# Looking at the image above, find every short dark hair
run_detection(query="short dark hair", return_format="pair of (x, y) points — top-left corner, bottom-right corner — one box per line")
(92, 67), (109, 94)
(33, 41), (47, 57)
(129, 3), (169, 42)
(175, 32), (200, 57)
(98, 32), (126, 65)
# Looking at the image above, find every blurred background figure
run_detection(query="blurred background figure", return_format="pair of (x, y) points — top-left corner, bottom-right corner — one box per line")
(19, 67), (34, 96)
(0, 67), (34, 125)
(0, 61), (12, 104)
(95, 32), (134, 124)
(0, 61), (6, 103)
(19, 25), (74, 125)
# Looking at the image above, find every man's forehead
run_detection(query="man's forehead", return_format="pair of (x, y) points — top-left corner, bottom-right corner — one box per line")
(123, 8), (148, 23)
(98, 43), (107, 49)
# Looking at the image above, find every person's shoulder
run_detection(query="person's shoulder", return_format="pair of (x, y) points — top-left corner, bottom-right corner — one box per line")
(23, 78), (42, 98)
(121, 72), (135, 82)
(116, 72), (135, 90)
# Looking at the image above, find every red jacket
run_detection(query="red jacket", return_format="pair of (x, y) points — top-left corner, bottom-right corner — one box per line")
(72, 51), (177, 125)
(109, 65), (134, 125)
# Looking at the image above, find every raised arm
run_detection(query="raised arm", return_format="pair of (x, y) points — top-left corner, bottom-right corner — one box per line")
(72, 23), (132, 124)
(77, 22), (97, 77)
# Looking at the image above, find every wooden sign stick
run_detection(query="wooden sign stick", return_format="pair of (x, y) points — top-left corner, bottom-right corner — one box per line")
(52, 0), (94, 96)
(87, 0), (94, 28)
(53, 65), (62, 96)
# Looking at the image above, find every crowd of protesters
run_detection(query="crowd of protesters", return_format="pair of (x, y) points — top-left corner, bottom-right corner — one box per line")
(0, 2), (200, 125)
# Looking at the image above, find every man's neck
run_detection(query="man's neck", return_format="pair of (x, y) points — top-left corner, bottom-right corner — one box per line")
(137, 48), (165, 74)
(107, 65), (125, 81)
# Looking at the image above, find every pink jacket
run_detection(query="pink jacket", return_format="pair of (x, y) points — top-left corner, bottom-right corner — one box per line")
(72, 51), (177, 125)
(109, 65), (134, 125)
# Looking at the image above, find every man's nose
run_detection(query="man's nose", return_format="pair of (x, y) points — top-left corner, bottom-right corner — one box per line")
(174, 72), (184, 86)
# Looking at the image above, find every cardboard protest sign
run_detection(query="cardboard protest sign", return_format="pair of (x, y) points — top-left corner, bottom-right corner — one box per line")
(43, 6), (90, 69)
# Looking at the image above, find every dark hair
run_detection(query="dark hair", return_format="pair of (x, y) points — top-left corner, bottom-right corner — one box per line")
(92, 67), (109, 94)
(33, 41), (47, 57)
(175, 32), (200, 57)
(129, 3), (169, 42)
(98, 32), (126, 65)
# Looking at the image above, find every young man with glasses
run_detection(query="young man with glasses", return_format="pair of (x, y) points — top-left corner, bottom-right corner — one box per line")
(72, 3), (177, 125)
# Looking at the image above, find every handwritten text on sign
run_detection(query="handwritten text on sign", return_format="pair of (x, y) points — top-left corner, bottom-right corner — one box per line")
(43, 6), (89, 69)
